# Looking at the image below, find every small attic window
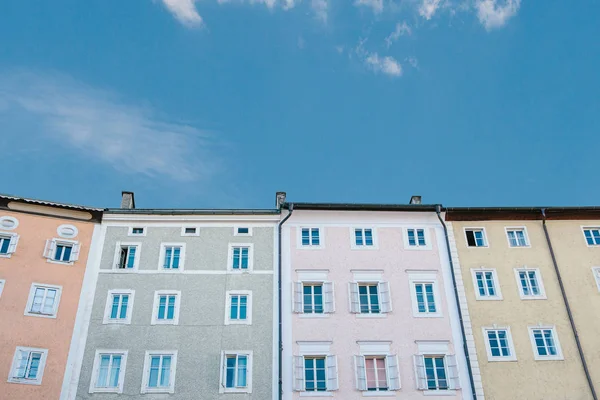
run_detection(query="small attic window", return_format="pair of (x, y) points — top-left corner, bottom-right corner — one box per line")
(57, 224), (78, 239)
(181, 227), (199, 236)
(0, 217), (18, 230)
(129, 227), (145, 236)
(235, 227), (251, 236)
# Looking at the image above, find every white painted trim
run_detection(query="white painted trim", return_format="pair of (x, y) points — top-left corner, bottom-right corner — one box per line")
(408, 273), (443, 318)
(57, 224), (79, 239)
(0, 279), (4, 297)
(112, 242), (142, 272)
(416, 341), (450, 355)
(356, 341), (392, 355)
(102, 289), (135, 325)
(7, 346), (48, 385)
(504, 226), (531, 248)
(297, 270), (329, 281)
(514, 267), (547, 300)
(140, 350), (178, 393)
(219, 351), (253, 393)
(482, 326), (517, 362)
(282, 222), (294, 400)
(180, 226), (200, 236)
(297, 341), (333, 355)
(98, 269), (274, 275)
(224, 290), (253, 325)
(297, 226), (325, 249)
(403, 227), (432, 250)
(463, 227), (489, 248)
(104, 214), (280, 223)
(271, 225), (279, 400)
(127, 226), (147, 236)
(470, 268), (503, 300)
(0, 216), (19, 230)
(227, 243), (254, 273)
(88, 350), (128, 393)
(528, 325), (564, 361)
(234, 226), (253, 236)
(24, 282), (62, 318)
(0, 231), (18, 258)
(45, 238), (80, 265)
(592, 267), (600, 292)
(350, 227), (378, 250)
(581, 226), (600, 247)
(151, 290), (182, 325)
(157, 242), (186, 271)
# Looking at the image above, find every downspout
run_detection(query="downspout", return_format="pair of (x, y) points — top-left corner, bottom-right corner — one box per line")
(541, 209), (598, 400)
(436, 205), (477, 400)
(278, 204), (294, 400)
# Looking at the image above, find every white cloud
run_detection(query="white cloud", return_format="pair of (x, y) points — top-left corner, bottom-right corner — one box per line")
(354, 0), (384, 14)
(385, 21), (411, 47)
(407, 56), (419, 68)
(365, 53), (403, 77)
(0, 71), (217, 181)
(311, 0), (328, 22)
(475, 0), (521, 30)
(161, 0), (203, 27)
(419, 0), (442, 20)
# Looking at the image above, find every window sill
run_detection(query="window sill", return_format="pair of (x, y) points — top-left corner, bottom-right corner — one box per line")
(519, 295), (547, 300)
(422, 390), (457, 396)
(533, 356), (564, 361)
(225, 320), (252, 325)
(0, 253), (12, 258)
(141, 387), (174, 394)
(150, 321), (179, 326)
(299, 313), (330, 319)
(109, 269), (138, 273)
(102, 319), (131, 325)
(362, 390), (396, 396)
(227, 270), (254, 274)
(89, 387), (122, 394)
(300, 391), (333, 397)
(219, 388), (252, 394)
(351, 246), (379, 250)
(508, 245), (531, 249)
(46, 259), (74, 266)
(355, 313), (387, 319)
(157, 269), (184, 273)
(7, 378), (42, 386)
(298, 246), (325, 250)
(487, 357), (517, 362)
(24, 311), (57, 319)
(474, 297), (503, 301)
(405, 247), (432, 251)
(413, 313), (443, 318)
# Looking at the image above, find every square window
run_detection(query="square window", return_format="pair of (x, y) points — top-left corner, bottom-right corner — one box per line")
(471, 269), (502, 300)
(514, 268), (546, 299)
(141, 351), (177, 393)
(44, 239), (80, 264)
(229, 244), (252, 271)
(0, 233), (19, 257)
(465, 229), (487, 247)
(506, 228), (529, 247)
(160, 244), (185, 270)
(151, 291), (181, 325)
(220, 352), (252, 393)
(583, 228), (600, 246)
(354, 228), (375, 247)
(300, 228), (321, 247)
(89, 350), (128, 393)
(528, 327), (563, 360)
(103, 290), (135, 324)
(483, 327), (516, 361)
(8, 347), (48, 385)
(25, 283), (62, 318)
(129, 227), (145, 236)
(225, 291), (252, 325)
(406, 228), (428, 249)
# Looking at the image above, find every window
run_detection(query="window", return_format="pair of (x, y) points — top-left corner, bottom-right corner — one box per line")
(471, 269), (502, 300)
(0, 279), (4, 297)
(151, 291), (181, 325)
(103, 290), (135, 324)
(529, 327), (563, 360)
(515, 268), (546, 299)
(0, 233), (19, 256)
(220, 352), (253, 393)
(116, 245), (137, 269)
(355, 354), (400, 392)
(293, 355), (339, 392)
(293, 277), (334, 314)
(43, 239), (80, 263)
(414, 283), (437, 314)
(304, 357), (326, 391)
(225, 291), (252, 325)
(229, 244), (252, 271)
(301, 228), (321, 247)
(89, 350), (128, 393)
(25, 283), (62, 318)
(483, 327), (516, 361)
(129, 227), (145, 236)
(465, 228), (487, 247)
(349, 282), (391, 315)
(141, 351), (177, 393)
(235, 227), (252, 236)
(506, 228), (529, 247)
(409, 273), (441, 317)
(181, 227), (199, 236)
(8, 347), (48, 385)
(365, 357), (387, 391)
(583, 228), (600, 246)
(354, 228), (374, 247)
(406, 228), (427, 248)
(160, 244), (185, 270)
(414, 355), (460, 391)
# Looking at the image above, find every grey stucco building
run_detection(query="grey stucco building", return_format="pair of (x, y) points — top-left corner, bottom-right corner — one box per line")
(63, 193), (279, 400)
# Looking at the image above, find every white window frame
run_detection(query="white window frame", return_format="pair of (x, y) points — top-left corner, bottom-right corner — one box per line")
(0, 231), (19, 258)
(103, 289), (135, 325)
(482, 326), (517, 362)
(112, 242), (142, 272)
(583, 227), (600, 246)
(180, 226), (199, 237)
(403, 227), (431, 250)
(219, 351), (253, 394)
(44, 238), (80, 265)
(293, 281), (335, 316)
(227, 243), (254, 272)
(225, 290), (253, 325)
(413, 341), (459, 393)
(592, 267), (600, 292)
(351, 227), (378, 249)
(8, 346), (48, 385)
(234, 226), (253, 236)
(349, 281), (392, 317)
(354, 341), (400, 395)
(24, 283), (62, 319)
(514, 267), (547, 300)
(151, 290), (182, 325)
(0, 279), (5, 297)
(408, 273), (442, 317)
(297, 227), (324, 249)
(528, 326), (564, 361)
(0, 216), (19, 230)
(140, 350), (178, 394)
(505, 227), (530, 248)
(128, 227), (146, 236)
(463, 227), (488, 248)
(471, 268), (503, 300)
(89, 349), (128, 393)
(158, 243), (186, 271)
(294, 341), (337, 394)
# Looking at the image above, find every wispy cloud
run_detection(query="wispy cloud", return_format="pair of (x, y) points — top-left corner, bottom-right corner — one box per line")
(475, 0), (521, 30)
(354, 0), (384, 14)
(0, 70), (218, 181)
(419, 0), (443, 20)
(161, 0), (203, 27)
(311, 0), (328, 23)
(385, 21), (411, 48)
(365, 53), (403, 77)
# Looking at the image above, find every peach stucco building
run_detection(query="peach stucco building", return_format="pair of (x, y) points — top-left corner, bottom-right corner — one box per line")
(0, 195), (102, 400)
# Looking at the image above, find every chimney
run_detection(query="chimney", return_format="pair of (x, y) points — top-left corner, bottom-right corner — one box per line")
(276, 192), (287, 209)
(121, 191), (136, 209)
(409, 195), (422, 205)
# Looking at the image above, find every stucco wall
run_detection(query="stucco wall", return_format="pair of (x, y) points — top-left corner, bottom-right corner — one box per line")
(450, 220), (593, 400)
(75, 225), (275, 399)
(0, 210), (95, 400)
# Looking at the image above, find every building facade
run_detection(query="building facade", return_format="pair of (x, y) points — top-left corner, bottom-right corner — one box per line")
(0, 195), (103, 400)
(63, 193), (280, 399)
(280, 200), (478, 400)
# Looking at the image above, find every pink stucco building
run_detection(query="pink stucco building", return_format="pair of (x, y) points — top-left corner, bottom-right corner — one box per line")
(280, 200), (478, 400)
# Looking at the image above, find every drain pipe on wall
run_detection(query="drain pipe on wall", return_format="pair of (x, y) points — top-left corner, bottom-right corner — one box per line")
(278, 204), (293, 400)
(541, 209), (598, 400)
(436, 205), (477, 400)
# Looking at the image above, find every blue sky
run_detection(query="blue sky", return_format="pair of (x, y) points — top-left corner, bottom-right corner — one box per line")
(0, 0), (598, 209)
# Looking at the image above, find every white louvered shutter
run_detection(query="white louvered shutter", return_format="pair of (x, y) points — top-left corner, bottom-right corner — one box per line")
(293, 282), (303, 313)
(293, 356), (305, 391)
(386, 354), (401, 390)
(43, 239), (56, 259)
(220, 352), (227, 387)
(70, 243), (81, 262)
(7, 234), (19, 254)
(326, 355), (339, 391)
(446, 355), (460, 389)
(348, 282), (360, 313)
(323, 282), (335, 313)
(354, 355), (367, 391)
(378, 281), (392, 313)
(413, 355), (427, 390)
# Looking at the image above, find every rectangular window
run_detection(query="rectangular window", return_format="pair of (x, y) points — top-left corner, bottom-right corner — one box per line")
(414, 283), (437, 314)
(424, 356), (448, 390)
(226, 291), (252, 325)
(584, 228), (600, 246)
(301, 228), (321, 246)
(130, 227), (145, 235)
(506, 228), (528, 247)
(407, 228), (426, 247)
(349, 282), (391, 314)
(90, 351), (128, 393)
(0, 235), (10, 254)
(141, 351), (177, 393)
(304, 357), (327, 391)
(8, 347), (48, 385)
(235, 227), (251, 236)
(365, 357), (388, 391)
(354, 228), (374, 247)
(44, 239), (80, 263)
(103, 290), (135, 324)
(303, 284), (324, 314)
(515, 268), (546, 299)
(231, 246), (250, 270)
(529, 327), (563, 360)
(359, 284), (380, 314)
(0, 233), (18, 256)
(152, 291), (181, 325)
(484, 328), (516, 361)
(355, 353), (399, 392)
(25, 284), (62, 318)
(181, 227), (198, 236)
(117, 245), (137, 269)
(465, 229), (487, 247)
(471, 269), (502, 300)
(220, 352), (252, 393)
(163, 246), (181, 269)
